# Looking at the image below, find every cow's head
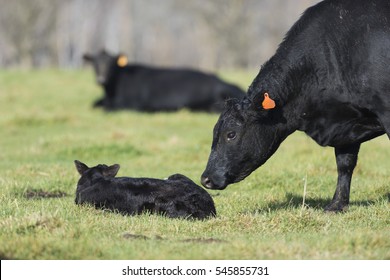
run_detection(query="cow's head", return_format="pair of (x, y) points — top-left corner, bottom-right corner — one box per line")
(201, 96), (286, 190)
(83, 50), (128, 85)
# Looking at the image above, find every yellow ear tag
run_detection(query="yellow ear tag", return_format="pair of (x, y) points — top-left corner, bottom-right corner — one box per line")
(117, 55), (128, 67)
(262, 93), (276, 110)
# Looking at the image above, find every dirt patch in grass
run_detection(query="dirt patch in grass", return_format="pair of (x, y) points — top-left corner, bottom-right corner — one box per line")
(122, 233), (163, 240)
(121, 233), (224, 244)
(181, 238), (226, 244)
(0, 251), (14, 260)
(16, 216), (63, 235)
(24, 188), (68, 199)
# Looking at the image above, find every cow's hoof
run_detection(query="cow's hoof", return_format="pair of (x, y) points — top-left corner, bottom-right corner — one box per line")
(324, 203), (348, 213)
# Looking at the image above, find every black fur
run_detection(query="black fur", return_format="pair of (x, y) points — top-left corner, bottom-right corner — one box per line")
(74, 160), (216, 219)
(201, 0), (390, 212)
(83, 50), (245, 112)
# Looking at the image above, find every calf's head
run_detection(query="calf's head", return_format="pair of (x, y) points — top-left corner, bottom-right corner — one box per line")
(75, 160), (120, 181)
(83, 50), (128, 85)
(201, 97), (285, 190)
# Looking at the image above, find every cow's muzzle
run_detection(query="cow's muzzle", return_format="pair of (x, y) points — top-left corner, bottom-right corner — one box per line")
(200, 174), (227, 190)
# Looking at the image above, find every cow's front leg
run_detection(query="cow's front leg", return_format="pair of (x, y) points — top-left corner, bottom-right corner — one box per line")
(325, 143), (361, 212)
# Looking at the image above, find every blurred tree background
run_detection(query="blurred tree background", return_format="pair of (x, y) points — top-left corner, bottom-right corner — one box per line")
(0, 0), (320, 70)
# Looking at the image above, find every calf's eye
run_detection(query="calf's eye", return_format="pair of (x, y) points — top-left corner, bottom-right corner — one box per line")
(226, 131), (237, 141)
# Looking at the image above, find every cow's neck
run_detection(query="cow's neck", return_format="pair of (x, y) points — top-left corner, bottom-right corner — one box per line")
(249, 50), (319, 135)
(103, 73), (119, 98)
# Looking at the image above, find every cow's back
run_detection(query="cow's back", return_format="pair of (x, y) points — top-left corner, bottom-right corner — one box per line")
(293, 0), (390, 95)
(113, 65), (241, 112)
(255, 0), (390, 110)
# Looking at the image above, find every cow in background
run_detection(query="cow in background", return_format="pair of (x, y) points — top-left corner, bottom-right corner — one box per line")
(83, 50), (245, 112)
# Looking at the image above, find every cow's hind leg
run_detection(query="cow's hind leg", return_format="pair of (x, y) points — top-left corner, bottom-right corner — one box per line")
(373, 102), (390, 138)
(325, 143), (361, 212)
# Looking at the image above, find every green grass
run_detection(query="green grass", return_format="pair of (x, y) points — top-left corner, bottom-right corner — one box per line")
(0, 69), (389, 260)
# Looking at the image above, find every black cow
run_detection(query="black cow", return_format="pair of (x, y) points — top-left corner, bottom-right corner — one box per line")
(74, 160), (216, 219)
(83, 50), (245, 112)
(201, 0), (390, 212)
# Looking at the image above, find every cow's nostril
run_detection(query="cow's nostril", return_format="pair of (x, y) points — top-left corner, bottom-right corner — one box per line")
(201, 176), (213, 189)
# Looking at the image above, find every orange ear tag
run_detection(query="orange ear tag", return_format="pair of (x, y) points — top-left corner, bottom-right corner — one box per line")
(117, 55), (128, 67)
(262, 93), (276, 110)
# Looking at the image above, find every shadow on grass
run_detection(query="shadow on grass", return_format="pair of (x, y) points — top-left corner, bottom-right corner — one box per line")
(253, 192), (389, 213)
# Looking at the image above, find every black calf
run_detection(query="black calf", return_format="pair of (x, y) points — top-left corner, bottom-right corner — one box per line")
(74, 160), (216, 219)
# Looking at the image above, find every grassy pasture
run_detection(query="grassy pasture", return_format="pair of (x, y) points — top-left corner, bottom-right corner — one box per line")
(0, 69), (389, 260)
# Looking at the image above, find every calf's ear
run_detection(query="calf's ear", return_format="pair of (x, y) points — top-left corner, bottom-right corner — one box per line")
(103, 164), (120, 178)
(75, 160), (89, 175)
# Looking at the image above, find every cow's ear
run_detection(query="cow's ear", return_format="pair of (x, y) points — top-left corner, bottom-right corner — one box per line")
(103, 164), (120, 178)
(225, 98), (238, 108)
(75, 160), (89, 175)
(117, 55), (128, 67)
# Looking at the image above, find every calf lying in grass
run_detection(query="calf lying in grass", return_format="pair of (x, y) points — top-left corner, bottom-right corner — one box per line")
(74, 160), (216, 219)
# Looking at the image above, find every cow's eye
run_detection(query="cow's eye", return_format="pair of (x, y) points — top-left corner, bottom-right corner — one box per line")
(226, 131), (237, 141)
